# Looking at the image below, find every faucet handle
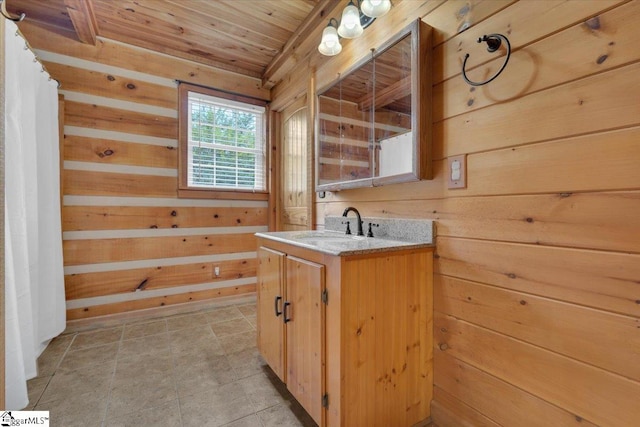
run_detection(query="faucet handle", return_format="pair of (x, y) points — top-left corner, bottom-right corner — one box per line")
(366, 223), (379, 237)
(341, 221), (352, 235)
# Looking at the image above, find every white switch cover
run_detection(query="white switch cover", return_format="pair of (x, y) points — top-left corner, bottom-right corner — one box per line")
(448, 154), (467, 189)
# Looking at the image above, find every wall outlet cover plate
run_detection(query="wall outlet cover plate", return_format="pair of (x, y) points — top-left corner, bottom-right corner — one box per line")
(447, 154), (467, 189)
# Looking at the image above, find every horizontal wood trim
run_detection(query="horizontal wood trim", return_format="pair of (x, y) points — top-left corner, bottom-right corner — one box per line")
(426, 0), (516, 47)
(434, 0), (640, 121)
(63, 233), (257, 265)
(64, 125), (177, 147)
(319, 126), (640, 203)
(63, 195), (267, 208)
(45, 62), (177, 110)
(64, 169), (178, 198)
(435, 275), (640, 381)
(64, 135), (177, 169)
(18, 20), (269, 100)
(431, 387), (500, 427)
(433, 353), (597, 427)
(65, 257), (257, 300)
(435, 236), (640, 318)
(316, 191), (640, 254)
(177, 188), (269, 201)
(434, 0), (623, 84)
(463, 126), (640, 195)
(65, 101), (177, 139)
(434, 313), (640, 427)
(63, 206), (267, 231)
(66, 284), (256, 320)
(435, 63), (640, 159)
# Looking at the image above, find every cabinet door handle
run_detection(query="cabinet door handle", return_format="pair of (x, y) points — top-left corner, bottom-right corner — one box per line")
(283, 301), (291, 323)
(274, 296), (282, 316)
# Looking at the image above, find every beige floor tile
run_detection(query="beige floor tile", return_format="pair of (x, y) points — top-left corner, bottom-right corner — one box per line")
(211, 318), (254, 338)
(218, 331), (257, 355)
(205, 306), (244, 324)
(179, 382), (254, 427)
(222, 414), (262, 427)
(172, 341), (226, 368)
(166, 312), (210, 331)
(71, 327), (123, 350)
(115, 348), (174, 381)
(118, 333), (170, 359)
(257, 402), (318, 427)
(123, 320), (167, 340)
(105, 400), (181, 427)
(39, 363), (114, 403)
(239, 372), (289, 412)
(226, 347), (269, 379)
(37, 335), (74, 377)
(169, 325), (222, 357)
(106, 373), (177, 418)
(237, 304), (256, 317)
(245, 314), (257, 328)
(26, 376), (51, 408)
(58, 342), (119, 372)
(174, 355), (237, 399)
(35, 390), (108, 427)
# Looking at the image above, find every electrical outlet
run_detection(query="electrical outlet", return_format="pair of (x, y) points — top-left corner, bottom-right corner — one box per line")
(447, 154), (467, 189)
(214, 266), (220, 277)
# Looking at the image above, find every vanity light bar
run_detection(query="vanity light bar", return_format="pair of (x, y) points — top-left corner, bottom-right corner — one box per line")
(318, 0), (392, 56)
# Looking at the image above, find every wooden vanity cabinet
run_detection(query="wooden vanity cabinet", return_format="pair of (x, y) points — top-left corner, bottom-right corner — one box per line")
(257, 237), (433, 427)
(257, 246), (325, 425)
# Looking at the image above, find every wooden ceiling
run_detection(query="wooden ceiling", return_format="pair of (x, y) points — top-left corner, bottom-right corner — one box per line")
(6, 0), (341, 87)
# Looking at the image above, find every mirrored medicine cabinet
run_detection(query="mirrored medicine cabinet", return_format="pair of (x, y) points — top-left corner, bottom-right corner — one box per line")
(315, 19), (432, 192)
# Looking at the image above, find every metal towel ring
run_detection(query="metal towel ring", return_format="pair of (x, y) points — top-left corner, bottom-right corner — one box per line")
(462, 34), (511, 86)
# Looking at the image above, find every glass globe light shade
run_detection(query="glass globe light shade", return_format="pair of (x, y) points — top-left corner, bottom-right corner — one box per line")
(318, 25), (342, 56)
(337, 3), (363, 38)
(361, 0), (391, 18)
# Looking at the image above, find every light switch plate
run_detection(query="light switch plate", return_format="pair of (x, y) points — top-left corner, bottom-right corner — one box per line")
(447, 154), (467, 189)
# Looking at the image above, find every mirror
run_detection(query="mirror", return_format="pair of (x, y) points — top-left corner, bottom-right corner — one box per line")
(316, 19), (432, 191)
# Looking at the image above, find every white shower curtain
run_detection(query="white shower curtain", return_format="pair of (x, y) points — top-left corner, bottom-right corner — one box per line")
(4, 19), (66, 410)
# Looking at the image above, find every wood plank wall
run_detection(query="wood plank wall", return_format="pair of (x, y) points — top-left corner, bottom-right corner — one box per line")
(17, 22), (269, 321)
(272, 0), (640, 425)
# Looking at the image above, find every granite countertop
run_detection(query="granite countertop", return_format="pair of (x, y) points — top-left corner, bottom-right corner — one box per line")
(256, 217), (434, 256)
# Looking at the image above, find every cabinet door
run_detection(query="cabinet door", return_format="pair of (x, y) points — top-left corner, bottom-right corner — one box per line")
(285, 256), (325, 425)
(257, 247), (286, 382)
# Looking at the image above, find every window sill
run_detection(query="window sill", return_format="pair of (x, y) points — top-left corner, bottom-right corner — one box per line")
(178, 188), (269, 201)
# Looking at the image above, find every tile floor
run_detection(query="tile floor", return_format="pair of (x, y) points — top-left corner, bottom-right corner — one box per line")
(25, 302), (317, 427)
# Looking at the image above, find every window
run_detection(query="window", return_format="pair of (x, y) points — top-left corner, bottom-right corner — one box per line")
(178, 83), (268, 199)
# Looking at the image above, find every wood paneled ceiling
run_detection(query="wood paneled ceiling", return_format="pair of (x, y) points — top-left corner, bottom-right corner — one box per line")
(7, 0), (340, 87)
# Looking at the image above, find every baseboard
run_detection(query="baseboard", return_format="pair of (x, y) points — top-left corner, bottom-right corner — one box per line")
(63, 292), (257, 333)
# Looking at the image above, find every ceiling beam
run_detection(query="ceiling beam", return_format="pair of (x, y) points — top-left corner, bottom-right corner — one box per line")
(262, 0), (342, 89)
(64, 0), (98, 45)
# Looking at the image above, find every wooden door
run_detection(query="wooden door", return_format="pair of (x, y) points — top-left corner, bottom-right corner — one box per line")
(280, 97), (312, 231)
(257, 247), (286, 382)
(285, 255), (325, 425)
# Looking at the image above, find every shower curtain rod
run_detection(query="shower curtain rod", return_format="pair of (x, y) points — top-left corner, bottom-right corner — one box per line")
(1, 0), (25, 22)
(1, 2), (61, 88)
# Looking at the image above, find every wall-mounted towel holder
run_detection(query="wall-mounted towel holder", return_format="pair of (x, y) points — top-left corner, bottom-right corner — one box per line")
(462, 33), (511, 86)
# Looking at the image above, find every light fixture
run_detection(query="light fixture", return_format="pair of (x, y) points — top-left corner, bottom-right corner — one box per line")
(338, 1), (364, 38)
(318, 18), (343, 56)
(318, 0), (392, 56)
(361, 0), (391, 18)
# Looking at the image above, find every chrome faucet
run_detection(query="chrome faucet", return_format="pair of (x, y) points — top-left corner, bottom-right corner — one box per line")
(342, 207), (364, 236)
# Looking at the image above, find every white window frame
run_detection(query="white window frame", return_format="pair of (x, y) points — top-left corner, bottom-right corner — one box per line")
(178, 83), (268, 200)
